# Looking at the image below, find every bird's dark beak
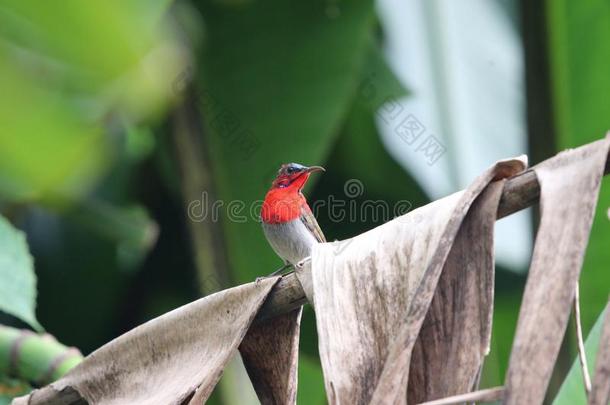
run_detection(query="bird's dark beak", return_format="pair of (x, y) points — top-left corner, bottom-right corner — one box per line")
(306, 165), (325, 173)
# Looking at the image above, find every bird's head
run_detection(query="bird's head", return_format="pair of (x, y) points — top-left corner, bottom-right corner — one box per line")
(270, 163), (325, 191)
(262, 163), (324, 224)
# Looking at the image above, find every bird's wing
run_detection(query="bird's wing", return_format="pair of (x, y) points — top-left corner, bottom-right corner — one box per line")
(300, 205), (326, 243)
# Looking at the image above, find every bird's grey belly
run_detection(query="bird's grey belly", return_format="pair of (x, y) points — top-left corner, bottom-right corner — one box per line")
(262, 219), (319, 265)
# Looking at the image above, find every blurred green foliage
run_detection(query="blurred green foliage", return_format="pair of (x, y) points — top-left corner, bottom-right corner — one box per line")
(0, 0), (608, 403)
(0, 0), (186, 203)
(0, 216), (39, 330)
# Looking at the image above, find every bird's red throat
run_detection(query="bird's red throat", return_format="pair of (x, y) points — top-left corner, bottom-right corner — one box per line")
(261, 174), (310, 224)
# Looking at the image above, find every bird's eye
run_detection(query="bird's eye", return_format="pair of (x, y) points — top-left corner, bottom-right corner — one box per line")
(286, 167), (296, 174)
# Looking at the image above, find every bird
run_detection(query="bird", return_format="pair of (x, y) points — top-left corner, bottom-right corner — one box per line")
(261, 163), (326, 275)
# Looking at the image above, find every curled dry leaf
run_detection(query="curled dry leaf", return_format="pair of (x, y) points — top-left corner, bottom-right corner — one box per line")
(407, 180), (505, 403)
(13, 277), (280, 405)
(309, 157), (526, 404)
(239, 308), (302, 405)
(505, 137), (610, 405)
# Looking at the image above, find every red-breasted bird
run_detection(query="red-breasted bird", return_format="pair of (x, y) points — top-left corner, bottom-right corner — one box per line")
(261, 163), (326, 273)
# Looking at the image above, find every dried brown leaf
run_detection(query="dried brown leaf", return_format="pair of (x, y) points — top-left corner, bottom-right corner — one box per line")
(505, 137), (610, 405)
(239, 308), (302, 405)
(311, 192), (459, 404)
(407, 180), (505, 403)
(371, 159), (524, 405)
(415, 386), (505, 405)
(310, 158), (525, 404)
(14, 278), (280, 405)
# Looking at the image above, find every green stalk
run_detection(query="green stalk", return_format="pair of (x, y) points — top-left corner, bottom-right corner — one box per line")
(0, 325), (83, 386)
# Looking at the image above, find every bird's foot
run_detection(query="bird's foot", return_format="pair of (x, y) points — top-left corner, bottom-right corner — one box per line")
(255, 263), (294, 284)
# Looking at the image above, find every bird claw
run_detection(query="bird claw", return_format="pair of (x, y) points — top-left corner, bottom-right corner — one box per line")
(256, 263), (294, 284)
(255, 257), (311, 284)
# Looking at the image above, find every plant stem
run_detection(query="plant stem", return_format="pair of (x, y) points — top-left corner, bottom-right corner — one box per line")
(0, 325), (82, 386)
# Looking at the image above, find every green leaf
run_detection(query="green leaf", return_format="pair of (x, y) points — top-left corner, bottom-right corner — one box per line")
(553, 305), (608, 405)
(0, 215), (41, 330)
(546, 0), (610, 331)
(297, 354), (326, 405)
(195, 0), (376, 282)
